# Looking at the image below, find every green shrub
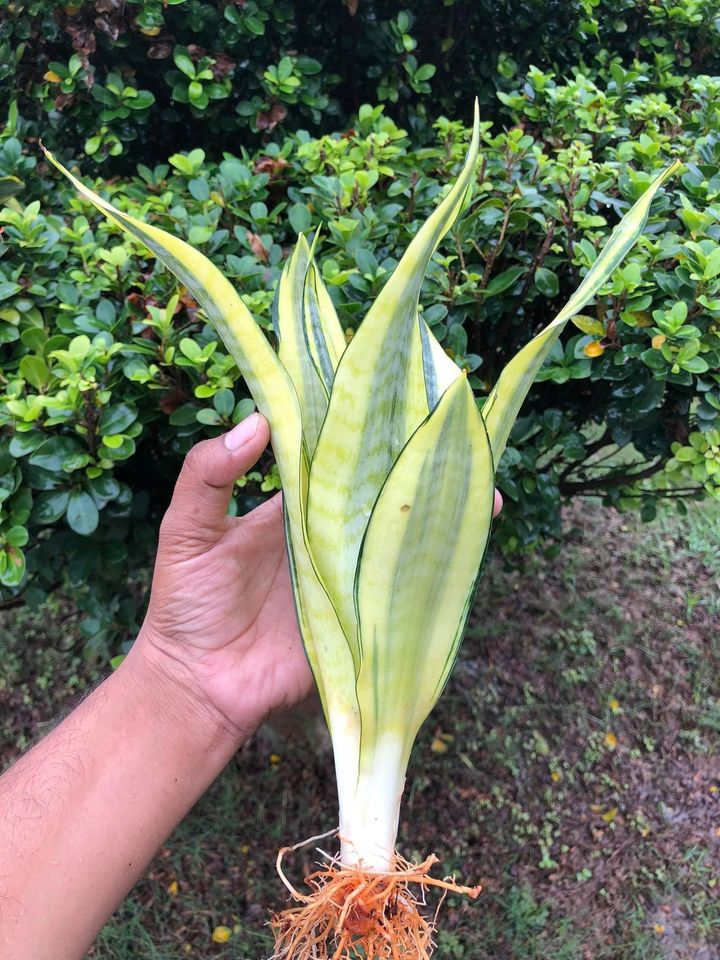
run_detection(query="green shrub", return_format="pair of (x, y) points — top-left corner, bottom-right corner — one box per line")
(2, 41), (720, 651)
(4, 0), (720, 166)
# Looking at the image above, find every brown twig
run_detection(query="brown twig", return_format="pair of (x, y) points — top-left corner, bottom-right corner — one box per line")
(559, 460), (664, 495)
(479, 202), (512, 291)
(517, 221), (557, 304)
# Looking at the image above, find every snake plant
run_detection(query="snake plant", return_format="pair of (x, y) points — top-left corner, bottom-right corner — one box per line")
(44, 107), (677, 953)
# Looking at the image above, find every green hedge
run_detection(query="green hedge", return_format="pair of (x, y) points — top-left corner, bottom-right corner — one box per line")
(4, 0), (720, 165)
(2, 46), (720, 651)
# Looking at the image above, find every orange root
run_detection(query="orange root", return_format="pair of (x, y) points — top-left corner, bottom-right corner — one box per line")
(270, 834), (481, 960)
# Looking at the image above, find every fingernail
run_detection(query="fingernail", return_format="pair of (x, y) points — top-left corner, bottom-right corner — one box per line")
(224, 413), (261, 452)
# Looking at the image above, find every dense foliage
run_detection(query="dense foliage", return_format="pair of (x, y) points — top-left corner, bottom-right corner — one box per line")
(4, 0), (720, 165)
(1, 1), (720, 651)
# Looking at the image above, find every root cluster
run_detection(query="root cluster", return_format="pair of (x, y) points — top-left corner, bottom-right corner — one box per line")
(270, 833), (481, 960)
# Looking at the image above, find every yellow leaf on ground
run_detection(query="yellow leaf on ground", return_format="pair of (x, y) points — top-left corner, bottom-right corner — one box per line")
(431, 737), (448, 753)
(211, 926), (232, 943)
(167, 880), (179, 896)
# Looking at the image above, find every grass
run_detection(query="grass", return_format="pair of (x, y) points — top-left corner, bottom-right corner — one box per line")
(1, 499), (719, 959)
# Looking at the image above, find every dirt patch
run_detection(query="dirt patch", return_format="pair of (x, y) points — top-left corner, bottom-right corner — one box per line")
(404, 504), (720, 955)
(650, 901), (715, 960)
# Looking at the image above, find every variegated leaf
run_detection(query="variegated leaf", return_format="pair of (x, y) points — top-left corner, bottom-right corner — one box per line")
(44, 149), (360, 744)
(306, 104), (482, 645)
(419, 317), (463, 408)
(483, 160), (681, 463)
(274, 237), (328, 455)
(348, 374), (494, 864)
(274, 234), (346, 458)
(303, 245), (346, 392)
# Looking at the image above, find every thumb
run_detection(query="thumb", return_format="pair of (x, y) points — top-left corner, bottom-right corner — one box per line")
(161, 413), (270, 545)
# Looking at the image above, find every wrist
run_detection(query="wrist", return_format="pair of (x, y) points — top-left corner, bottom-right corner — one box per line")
(122, 629), (250, 752)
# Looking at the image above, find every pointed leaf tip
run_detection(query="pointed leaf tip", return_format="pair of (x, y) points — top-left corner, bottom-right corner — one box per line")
(306, 100), (482, 641)
(482, 158), (681, 463)
(44, 142), (360, 764)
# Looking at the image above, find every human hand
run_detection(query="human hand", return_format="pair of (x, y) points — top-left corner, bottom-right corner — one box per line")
(134, 414), (313, 742)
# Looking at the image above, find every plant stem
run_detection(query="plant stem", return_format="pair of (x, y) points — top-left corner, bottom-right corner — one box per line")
(339, 734), (408, 872)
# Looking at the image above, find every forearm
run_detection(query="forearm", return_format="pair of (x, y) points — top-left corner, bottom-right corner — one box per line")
(0, 638), (244, 960)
